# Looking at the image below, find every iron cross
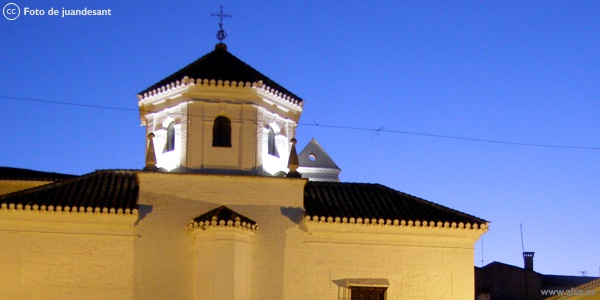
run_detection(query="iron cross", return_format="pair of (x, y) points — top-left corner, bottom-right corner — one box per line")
(211, 5), (232, 42)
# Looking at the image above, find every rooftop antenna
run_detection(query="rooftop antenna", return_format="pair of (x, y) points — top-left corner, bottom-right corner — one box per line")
(520, 223), (530, 300)
(211, 5), (232, 42)
(520, 223), (525, 253)
(481, 235), (484, 267)
(579, 271), (588, 277)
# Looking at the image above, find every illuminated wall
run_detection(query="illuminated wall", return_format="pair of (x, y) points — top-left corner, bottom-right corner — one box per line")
(0, 173), (485, 299)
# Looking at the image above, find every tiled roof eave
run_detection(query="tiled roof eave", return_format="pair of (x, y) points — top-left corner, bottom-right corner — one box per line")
(137, 77), (303, 109)
(0, 170), (140, 213)
(189, 205), (258, 233)
(187, 218), (258, 233)
(304, 182), (488, 226)
(0, 202), (139, 216)
(304, 214), (489, 231)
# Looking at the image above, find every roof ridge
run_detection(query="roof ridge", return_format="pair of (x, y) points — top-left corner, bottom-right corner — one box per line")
(0, 166), (76, 181)
(0, 171), (91, 200)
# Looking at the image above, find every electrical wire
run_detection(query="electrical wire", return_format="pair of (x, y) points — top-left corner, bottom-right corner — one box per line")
(2, 95), (599, 151)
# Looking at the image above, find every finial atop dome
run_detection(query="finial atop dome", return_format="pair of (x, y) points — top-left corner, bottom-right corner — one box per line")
(211, 5), (232, 43)
(215, 43), (227, 51)
(144, 133), (158, 171)
(286, 138), (301, 178)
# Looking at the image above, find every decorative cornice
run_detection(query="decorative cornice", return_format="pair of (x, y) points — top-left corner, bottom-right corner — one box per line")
(137, 77), (303, 109)
(188, 217), (258, 232)
(0, 203), (138, 216)
(304, 215), (488, 231)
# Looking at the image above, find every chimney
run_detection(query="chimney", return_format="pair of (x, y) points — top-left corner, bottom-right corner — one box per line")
(523, 252), (535, 271)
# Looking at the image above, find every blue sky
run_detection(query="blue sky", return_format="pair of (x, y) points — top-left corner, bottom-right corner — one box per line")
(1, 1), (599, 277)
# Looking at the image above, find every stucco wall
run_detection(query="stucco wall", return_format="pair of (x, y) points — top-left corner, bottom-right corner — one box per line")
(0, 213), (137, 300)
(0, 173), (483, 300)
(135, 173), (482, 300)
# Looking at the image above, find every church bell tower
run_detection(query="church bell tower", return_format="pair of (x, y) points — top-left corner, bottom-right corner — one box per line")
(137, 42), (303, 176)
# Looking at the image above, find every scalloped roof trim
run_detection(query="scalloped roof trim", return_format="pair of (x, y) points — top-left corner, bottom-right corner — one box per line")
(188, 217), (258, 232)
(544, 277), (600, 300)
(0, 203), (138, 216)
(137, 77), (303, 107)
(305, 215), (488, 230)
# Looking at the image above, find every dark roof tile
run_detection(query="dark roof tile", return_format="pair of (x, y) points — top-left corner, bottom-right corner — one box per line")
(305, 181), (487, 225)
(0, 166), (75, 181)
(0, 170), (138, 211)
(192, 205), (256, 226)
(190, 206), (258, 231)
(139, 45), (303, 102)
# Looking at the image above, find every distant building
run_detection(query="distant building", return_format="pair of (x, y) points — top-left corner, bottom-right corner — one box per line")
(0, 42), (488, 300)
(0, 166), (75, 196)
(476, 252), (599, 300)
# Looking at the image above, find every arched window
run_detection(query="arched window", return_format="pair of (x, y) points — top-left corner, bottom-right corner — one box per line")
(268, 127), (278, 157)
(165, 122), (175, 152)
(213, 116), (231, 147)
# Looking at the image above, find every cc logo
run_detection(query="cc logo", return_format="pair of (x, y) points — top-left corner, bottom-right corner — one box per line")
(3, 3), (20, 20)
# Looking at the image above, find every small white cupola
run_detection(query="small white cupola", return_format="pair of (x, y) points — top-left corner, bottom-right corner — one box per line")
(297, 139), (341, 181)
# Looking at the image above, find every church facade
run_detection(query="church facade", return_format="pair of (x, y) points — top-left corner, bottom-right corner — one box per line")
(0, 43), (487, 300)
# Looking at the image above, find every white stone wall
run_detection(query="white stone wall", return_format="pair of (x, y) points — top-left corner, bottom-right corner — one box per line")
(0, 212), (137, 300)
(184, 101), (259, 172)
(194, 228), (254, 300)
(145, 102), (187, 171)
(0, 173), (484, 300)
(134, 173), (306, 299)
(133, 173), (482, 300)
(257, 106), (295, 176)
(292, 222), (480, 299)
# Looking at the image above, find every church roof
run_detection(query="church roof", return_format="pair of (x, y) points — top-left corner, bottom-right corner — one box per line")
(0, 170), (138, 213)
(0, 166), (75, 182)
(190, 205), (258, 232)
(1, 170), (486, 227)
(139, 44), (303, 102)
(304, 181), (487, 226)
(192, 205), (256, 226)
